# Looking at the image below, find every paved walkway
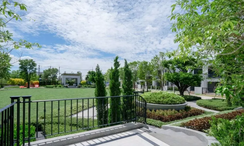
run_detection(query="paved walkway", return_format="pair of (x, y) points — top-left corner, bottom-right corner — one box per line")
(69, 126), (207, 146)
(187, 101), (219, 113)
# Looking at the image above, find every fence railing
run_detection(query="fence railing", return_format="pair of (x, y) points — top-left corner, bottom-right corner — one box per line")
(0, 92), (146, 146)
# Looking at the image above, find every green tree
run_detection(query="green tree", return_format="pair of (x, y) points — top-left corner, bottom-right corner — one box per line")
(85, 70), (96, 84)
(0, 52), (11, 79)
(122, 59), (133, 121)
(10, 70), (20, 78)
(151, 53), (166, 89)
(109, 56), (121, 123)
(94, 64), (108, 126)
(104, 69), (111, 83)
(19, 59), (37, 88)
(162, 53), (202, 96)
(138, 61), (152, 91)
(119, 67), (124, 83)
(170, 0), (244, 104)
(43, 68), (59, 84)
(0, 1), (40, 80)
(128, 61), (139, 90)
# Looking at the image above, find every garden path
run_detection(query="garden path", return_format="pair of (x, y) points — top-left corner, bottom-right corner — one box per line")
(187, 101), (219, 113)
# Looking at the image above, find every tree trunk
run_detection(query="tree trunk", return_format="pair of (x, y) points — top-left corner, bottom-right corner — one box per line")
(27, 80), (30, 88)
(179, 88), (184, 96)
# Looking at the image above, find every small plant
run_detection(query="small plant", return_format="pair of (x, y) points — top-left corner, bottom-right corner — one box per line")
(147, 107), (204, 122)
(181, 110), (244, 131)
(46, 85), (55, 88)
(183, 95), (201, 101)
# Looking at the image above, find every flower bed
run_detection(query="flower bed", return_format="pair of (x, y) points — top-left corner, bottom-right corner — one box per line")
(147, 107), (205, 122)
(181, 109), (244, 132)
(196, 99), (239, 111)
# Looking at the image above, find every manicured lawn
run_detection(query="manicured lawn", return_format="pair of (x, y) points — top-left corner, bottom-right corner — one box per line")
(196, 98), (239, 111)
(0, 88), (96, 108)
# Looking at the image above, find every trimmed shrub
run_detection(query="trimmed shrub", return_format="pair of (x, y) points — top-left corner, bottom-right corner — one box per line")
(80, 80), (86, 85)
(141, 91), (185, 104)
(196, 99), (239, 111)
(181, 110), (244, 132)
(7, 78), (25, 85)
(183, 95), (201, 101)
(46, 85), (55, 88)
(147, 107), (204, 122)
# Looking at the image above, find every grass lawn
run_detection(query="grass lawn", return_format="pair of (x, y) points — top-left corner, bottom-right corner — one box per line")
(0, 88), (96, 108)
(0, 88), (98, 139)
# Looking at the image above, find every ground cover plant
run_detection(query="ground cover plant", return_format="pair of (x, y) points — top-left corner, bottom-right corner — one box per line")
(147, 107), (204, 122)
(196, 98), (240, 111)
(183, 95), (201, 101)
(209, 115), (244, 146)
(141, 91), (185, 104)
(181, 110), (244, 132)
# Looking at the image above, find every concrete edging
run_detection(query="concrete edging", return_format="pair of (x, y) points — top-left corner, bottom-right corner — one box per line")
(29, 123), (148, 146)
(162, 125), (219, 146)
(147, 102), (187, 110)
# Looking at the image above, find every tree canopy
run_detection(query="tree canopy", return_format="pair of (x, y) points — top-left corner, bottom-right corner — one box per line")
(43, 68), (59, 83)
(19, 59), (37, 88)
(162, 53), (202, 96)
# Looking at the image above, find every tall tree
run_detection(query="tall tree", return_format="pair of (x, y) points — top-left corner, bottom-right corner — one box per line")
(128, 61), (139, 90)
(170, 0), (244, 104)
(104, 69), (111, 83)
(138, 61), (152, 91)
(19, 59), (37, 88)
(109, 56), (121, 123)
(94, 64), (108, 126)
(0, 1), (40, 80)
(122, 59), (133, 121)
(43, 68), (59, 84)
(162, 52), (202, 96)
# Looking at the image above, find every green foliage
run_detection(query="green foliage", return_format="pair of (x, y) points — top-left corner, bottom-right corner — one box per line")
(170, 0), (244, 106)
(86, 71), (96, 83)
(147, 107), (204, 122)
(8, 78), (25, 85)
(138, 61), (153, 91)
(146, 118), (164, 128)
(0, 52), (11, 80)
(109, 56), (121, 123)
(43, 68), (59, 84)
(162, 54), (202, 96)
(122, 59), (134, 121)
(46, 85), (55, 88)
(209, 115), (244, 146)
(80, 80), (86, 85)
(141, 91), (185, 104)
(196, 99), (239, 111)
(128, 61), (139, 90)
(181, 110), (244, 132)
(19, 59), (37, 88)
(94, 64), (108, 126)
(183, 95), (201, 101)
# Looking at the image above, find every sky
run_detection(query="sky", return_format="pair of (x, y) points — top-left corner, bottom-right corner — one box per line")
(9, 0), (178, 77)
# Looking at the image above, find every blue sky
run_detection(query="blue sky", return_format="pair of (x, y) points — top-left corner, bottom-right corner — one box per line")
(9, 0), (178, 77)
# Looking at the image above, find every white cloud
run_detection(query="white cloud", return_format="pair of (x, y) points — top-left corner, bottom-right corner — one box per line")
(8, 0), (178, 75)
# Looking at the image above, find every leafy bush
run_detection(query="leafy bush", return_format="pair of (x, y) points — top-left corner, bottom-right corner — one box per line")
(183, 95), (201, 101)
(46, 85), (55, 88)
(7, 78), (25, 85)
(147, 107), (204, 122)
(209, 115), (244, 146)
(181, 110), (244, 132)
(141, 91), (185, 104)
(80, 80), (86, 85)
(196, 99), (239, 111)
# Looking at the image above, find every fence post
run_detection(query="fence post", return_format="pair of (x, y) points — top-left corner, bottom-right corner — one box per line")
(10, 96), (20, 146)
(133, 92), (138, 123)
(22, 96), (31, 146)
(144, 99), (147, 124)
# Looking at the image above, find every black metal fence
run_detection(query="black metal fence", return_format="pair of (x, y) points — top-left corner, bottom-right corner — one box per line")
(0, 93), (146, 146)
